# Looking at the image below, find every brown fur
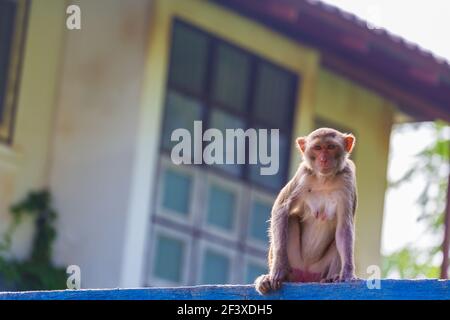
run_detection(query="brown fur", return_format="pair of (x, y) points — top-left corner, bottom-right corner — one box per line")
(255, 128), (357, 294)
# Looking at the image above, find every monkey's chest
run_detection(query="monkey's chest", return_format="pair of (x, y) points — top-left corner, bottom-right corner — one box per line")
(303, 190), (340, 221)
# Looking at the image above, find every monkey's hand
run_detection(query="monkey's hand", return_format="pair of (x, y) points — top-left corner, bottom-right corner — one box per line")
(269, 264), (290, 290)
(339, 270), (357, 282)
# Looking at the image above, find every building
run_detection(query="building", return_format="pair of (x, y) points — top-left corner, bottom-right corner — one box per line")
(0, 0), (449, 289)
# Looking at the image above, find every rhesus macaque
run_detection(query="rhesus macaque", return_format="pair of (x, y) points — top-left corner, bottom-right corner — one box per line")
(255, 127), (358, 294)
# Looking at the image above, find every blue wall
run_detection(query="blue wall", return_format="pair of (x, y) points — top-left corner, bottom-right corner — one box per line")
(0, 280), (449, 300)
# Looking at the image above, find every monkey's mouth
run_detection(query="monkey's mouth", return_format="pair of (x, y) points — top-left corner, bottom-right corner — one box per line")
(318, 165), (334, 173)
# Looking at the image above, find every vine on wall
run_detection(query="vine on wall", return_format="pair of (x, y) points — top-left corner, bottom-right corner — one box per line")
(0, 190), (66, 290)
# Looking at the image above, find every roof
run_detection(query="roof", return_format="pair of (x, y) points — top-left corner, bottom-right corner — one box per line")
(213, 0), (450, 122)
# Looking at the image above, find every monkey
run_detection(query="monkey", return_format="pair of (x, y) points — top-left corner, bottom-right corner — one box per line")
(255, 127), (358, 294)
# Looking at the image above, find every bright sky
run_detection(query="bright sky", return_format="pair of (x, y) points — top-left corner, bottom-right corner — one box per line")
(321, 0), (450, 254)
(321, 0), (450, 61)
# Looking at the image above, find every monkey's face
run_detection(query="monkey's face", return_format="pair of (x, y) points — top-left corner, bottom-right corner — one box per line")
(307, 138), (343, 175)
(296, 128), (356, 176)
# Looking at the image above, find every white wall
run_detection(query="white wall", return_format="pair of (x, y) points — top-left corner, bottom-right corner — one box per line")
(50, 0), (153, 288)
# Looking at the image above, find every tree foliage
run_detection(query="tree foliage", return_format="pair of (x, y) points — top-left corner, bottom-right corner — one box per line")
(382, 121), (449, 278)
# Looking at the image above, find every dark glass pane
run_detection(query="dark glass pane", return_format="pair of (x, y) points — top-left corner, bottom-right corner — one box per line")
(161, 90), (203, 153)
(0, 0), (17, 123)
(162, 168), (192, 215)
(249, 132), (288, 190)
(206, 184), (236, 230)
(153, 235), (184, 283)
(245, 262), (267, 283)
(253, 62), (295, 128)
(208, 109), (245, 177)
(249, 200), (271, 243)
(169, 22), (208, 94)
(201, 249), (230, 284)
(212, 44), (250, 111)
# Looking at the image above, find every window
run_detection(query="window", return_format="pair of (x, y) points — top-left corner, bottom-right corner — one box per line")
(0, 0), (28, 143)
(248, 128), (289, 189)
(161, 20), (298, 191)
(161, 91), (203, 152)
(212, 43), (250, 111)
(253, 62), (294, 128)
(153, 234), (185, 283)
(201, 249), (230, 284)
(248, 199), (272, 243)
(245, 261), (267, 284)
(149, 226), (193, 286)
(206, 183), (236, 231)
(161, 168), (192, 216)
(148, 19), (299, 287)
(200, 174), (244, 241)
(168, 22), (208, 95)
(208, 109), (246, 176)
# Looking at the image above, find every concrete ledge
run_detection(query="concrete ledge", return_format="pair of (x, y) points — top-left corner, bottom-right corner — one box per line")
(0, 280), (449, 300)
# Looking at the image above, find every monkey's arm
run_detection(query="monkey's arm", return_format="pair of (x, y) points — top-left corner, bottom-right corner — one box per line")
(268, 195), (290, 289)
(268, 170), (306, 289)
(335, 187), (357, 281)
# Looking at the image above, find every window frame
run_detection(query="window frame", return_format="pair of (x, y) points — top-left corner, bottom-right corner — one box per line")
(0, 0), (29, 144)
(160, 18), (299, 193)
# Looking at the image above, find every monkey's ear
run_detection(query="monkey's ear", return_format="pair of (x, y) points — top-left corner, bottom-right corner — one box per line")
(296, 137), (307, 153)
(344, 134), (355, 153)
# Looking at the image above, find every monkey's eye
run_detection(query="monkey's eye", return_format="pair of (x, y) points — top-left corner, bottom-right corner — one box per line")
(313, 145), (322, 151)
(327, 144), (336, 150)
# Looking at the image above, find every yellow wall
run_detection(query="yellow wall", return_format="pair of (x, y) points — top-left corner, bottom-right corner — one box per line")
(314, 67), (395, 275)
(0, 0), (66, 258)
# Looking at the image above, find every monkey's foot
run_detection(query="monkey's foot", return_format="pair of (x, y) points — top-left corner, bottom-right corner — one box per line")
(254, 274), (272, 295)
(254, 268), (288, 294)
(320, 274), (340, 283)
(337, 273), (359, 282)
(269, 268), (289, 291)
